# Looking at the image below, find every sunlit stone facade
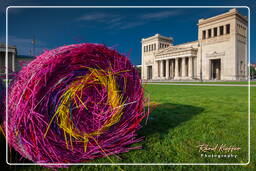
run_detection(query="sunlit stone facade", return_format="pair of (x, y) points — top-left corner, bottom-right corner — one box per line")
(141, 9), (248, 81)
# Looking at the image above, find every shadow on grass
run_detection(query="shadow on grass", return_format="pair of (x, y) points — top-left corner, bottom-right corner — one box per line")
(0, 103), (204, 170)
(0, 135), (28, 171)
(139, 103), (204, 138)
(0, 135), (11, 171)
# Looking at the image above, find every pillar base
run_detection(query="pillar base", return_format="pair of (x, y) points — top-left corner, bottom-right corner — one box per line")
(173, 76), (195, 80)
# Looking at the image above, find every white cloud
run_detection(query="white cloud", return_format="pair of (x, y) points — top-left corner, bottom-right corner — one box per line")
(119, 22), (145, 30)
(77, 10), (182, 30)
(106, 16), (124, 24)
(140, 10), (181, 20)
(77, 13), (134, 30)
(76, 13), (109, 21)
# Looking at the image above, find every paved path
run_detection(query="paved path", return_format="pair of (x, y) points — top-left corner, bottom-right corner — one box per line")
(144, 83), (256, 87)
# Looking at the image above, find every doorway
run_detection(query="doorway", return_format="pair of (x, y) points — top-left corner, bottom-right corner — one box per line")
(210, 59), (221, 80)
(147, 65), (153, 80)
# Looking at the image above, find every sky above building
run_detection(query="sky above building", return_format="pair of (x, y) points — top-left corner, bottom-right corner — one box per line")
(0, 0), (255, 65)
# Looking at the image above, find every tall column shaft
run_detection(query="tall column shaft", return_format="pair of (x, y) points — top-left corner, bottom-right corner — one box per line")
(182, 57), (186, 77)
(157, 61), (160, 78)
(160, 60), (163, 79)
(188, 57), (193, 77)
(175, 58), (179, 79)
(12, 52), (15, 72)
(166, 59), (169, 79)
(170, 60), (173, 78)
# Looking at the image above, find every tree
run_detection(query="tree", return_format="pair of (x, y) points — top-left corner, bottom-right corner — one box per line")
(250, 66), (256, 78)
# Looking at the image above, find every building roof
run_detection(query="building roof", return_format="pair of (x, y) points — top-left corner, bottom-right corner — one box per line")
(198, 8), (247, 26)
(141, 33), (173, 43)
(17, 55), (35, 59)
(175, 40), (199, 47)
(0, 43), (16, 50)
(0, 43), (17, 53)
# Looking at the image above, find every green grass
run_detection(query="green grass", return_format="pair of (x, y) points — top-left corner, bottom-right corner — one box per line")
(3, 79), (11, 84)
(146, 81), (256, 85)
(1, 85), (255, 171)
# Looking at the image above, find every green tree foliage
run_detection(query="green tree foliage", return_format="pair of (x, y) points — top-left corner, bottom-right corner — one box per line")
(250, 65), (256, 78)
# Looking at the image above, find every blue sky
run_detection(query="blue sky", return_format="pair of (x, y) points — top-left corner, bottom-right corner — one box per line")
(0, 0), (255, 65)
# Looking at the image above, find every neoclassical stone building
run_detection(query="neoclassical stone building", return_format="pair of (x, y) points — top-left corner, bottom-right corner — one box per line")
(141, 8), (248, 81)
(0, 44), (34, 78)
(0, 43), (16, 75)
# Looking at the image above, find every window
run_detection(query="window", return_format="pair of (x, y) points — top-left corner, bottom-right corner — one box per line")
(146, 46), (148, 52)
(144, 46), (146, 52)
(214, 27), (217, 37)
(202, 30), (206, 39)
(226, 24), (230, 34)
(208, 29), (212, 38)
(220, 26), (224, 35)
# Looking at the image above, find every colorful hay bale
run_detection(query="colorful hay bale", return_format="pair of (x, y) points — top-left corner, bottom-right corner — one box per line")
(7, 43), (148, 165)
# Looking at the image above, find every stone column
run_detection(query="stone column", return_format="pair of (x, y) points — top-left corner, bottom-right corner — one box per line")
(160, 60), (163, 79)
(175, 58), (179, 79)
(163, 60), (166, 78)
(211, 61), (213, 80)
(172, 60), (175, 78)
(182, 57), (186, 78)
(166, 59), (169, 79)
(170, 60), (173, 78)
(157, 61), (160, 78)
(188, 57), (193, 78)
(12, 52), (15, 72)
(216, 68), (220, 80)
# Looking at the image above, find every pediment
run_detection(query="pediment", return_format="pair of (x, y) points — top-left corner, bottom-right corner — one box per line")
(155, 46), (195, 56)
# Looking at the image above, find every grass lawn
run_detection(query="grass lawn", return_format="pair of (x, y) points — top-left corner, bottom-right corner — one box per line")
(146, 81), (256, 85)
(1, 85), (255, 171)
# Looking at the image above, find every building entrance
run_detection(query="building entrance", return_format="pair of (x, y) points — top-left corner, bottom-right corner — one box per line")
(210, 59), (221, 80)
(147, 65), (153, 80)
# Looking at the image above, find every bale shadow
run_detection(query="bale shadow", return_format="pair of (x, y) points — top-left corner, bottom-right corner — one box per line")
(0, 135), (34, 171)
(139, 103), (204, 138)
(0, 103), (204, 170)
